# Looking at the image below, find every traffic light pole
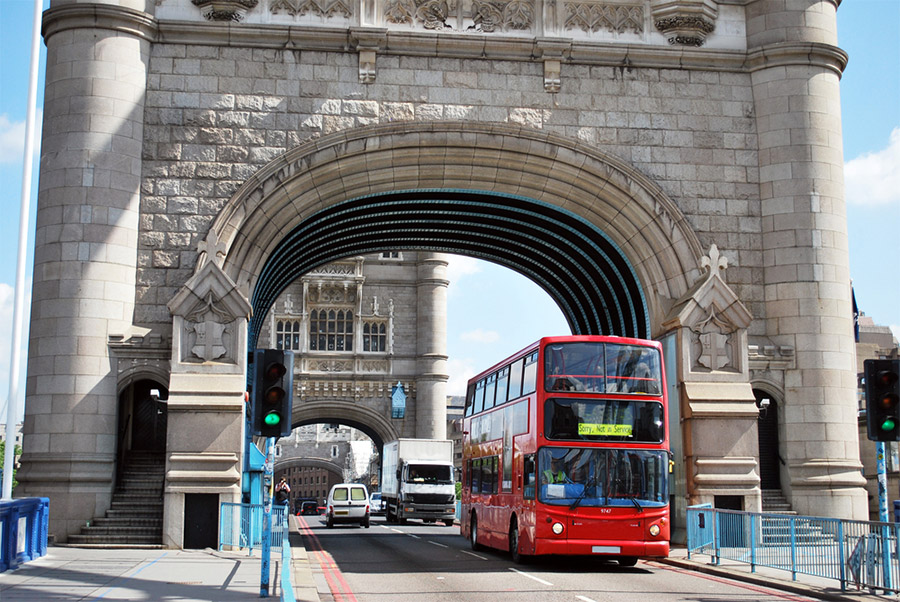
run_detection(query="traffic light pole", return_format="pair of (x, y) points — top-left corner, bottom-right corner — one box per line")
(260, 436), (275, 598)
(876, 441), (889, 523)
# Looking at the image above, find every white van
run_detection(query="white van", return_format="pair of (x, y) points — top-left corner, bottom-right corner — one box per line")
(325, 483), (370, 528)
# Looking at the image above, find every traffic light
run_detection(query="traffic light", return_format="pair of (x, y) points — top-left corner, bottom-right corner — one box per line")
(252, 349), (294, 438)
(865, 359), (900, 442)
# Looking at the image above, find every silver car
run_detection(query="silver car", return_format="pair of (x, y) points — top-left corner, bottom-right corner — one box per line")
(369, 491), (385, 515)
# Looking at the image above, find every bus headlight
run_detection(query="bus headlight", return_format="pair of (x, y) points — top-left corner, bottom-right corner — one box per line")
(551, 522), (564, 535)
(649, 524), (661, 537)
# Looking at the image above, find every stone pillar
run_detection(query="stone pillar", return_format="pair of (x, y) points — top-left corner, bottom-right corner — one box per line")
(663, 245), (761, 514)
(15, 2), (155, 541)
(746, 0), (867, 518)
(163, 238), (250, 549)
(415, 253), (449, 439)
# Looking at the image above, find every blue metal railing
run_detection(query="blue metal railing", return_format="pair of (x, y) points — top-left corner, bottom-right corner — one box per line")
(1, 497), (49, 573)
(687, 505), (900, 593)
(218, 502), (288, 554)
(280, 519), (295, 602)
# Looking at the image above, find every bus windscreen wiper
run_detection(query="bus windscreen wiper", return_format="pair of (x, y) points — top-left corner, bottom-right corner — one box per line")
(570, 475), (597, 510)
(630, 497), (643, 513)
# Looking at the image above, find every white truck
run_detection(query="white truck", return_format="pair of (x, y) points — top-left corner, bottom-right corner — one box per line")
(382, 438), (457, 526)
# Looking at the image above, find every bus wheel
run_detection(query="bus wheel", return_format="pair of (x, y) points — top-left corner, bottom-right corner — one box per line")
(618, 556), (638, 567)
(470, 515), (481, 551)
(509, 520), (528, 564)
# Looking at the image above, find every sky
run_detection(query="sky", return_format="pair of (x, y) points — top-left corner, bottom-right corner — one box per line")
(0, 0), (898, 422)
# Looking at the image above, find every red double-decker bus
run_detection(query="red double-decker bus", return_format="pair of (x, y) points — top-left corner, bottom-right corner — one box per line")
(460, 335), (670, 565)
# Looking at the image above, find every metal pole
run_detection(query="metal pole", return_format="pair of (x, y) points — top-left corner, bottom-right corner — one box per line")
(260, 437), (275, 597)
(3, 0), (42, 501)
(878, 442), (889, 522)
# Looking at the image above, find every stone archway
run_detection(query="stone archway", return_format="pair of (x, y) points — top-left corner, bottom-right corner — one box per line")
(205, 121), (705, 337)
(291, 401), (400, 451)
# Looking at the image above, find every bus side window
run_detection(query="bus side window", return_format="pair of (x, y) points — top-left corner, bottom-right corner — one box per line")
(523, 454), (536, 500)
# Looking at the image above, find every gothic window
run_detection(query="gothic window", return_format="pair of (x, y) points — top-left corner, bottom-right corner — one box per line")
(309, 308), (353, 351)
(276, 319), (302, 350)
(363, 321), (387, 352)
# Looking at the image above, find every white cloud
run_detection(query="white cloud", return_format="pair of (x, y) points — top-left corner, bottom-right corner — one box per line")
(845, 127), (900, 206)
(447, 357), (477, 396)
(0, 281), (30, 424)
(460, 328), (500, 344)
(0, 111), (42, 165)
(445, 255), (483, 283)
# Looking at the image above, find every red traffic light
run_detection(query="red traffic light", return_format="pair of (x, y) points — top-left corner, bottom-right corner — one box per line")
(265, 362), (287, 381)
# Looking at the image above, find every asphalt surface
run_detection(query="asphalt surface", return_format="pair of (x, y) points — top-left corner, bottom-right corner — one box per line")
(0, 516), (894, 602)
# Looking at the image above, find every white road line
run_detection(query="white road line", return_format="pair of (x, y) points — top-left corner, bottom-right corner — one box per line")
(509, 567), (554, 586)
(576, 596), (598, 602)
(408, 534), (421, 539)
(461, 550), (488, 560)
(390, 528), (404, 533)
(428, 540), (449, 548)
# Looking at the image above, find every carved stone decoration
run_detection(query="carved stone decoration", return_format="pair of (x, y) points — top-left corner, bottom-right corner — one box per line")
(313, 359), (353, 372)
(691, 309), (735, 372)
(650, 0), (717, 46)
(565, 3), (643, 35)
(417, 0), (452, 29)
(536, 38), (571, 94)
(308, 285), (356, 304)
(185, 292), (233, 363)
(352, 28), (387, 84)
(192, 0), (258, 21)
(197, 228), (228, 270)
(662, 244), (753, 378)
(270, 0), (352, 18)
(385, 0), (455, 28)
(168, 259), (252, 371)
(385, 0), (417, 24)
(471, 0), (535, 32)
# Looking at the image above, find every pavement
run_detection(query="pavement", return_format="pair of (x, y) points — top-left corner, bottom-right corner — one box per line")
(1, 519), (895, 602)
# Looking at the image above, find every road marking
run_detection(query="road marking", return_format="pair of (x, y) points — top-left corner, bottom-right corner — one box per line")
(428, 540), (449, 548)
(509, 567), (554, 586)
(577, 596), (598, 602)
(461, 550), (488, 560)
(408, 534), (421, 539)
(390, 528), (404, 533)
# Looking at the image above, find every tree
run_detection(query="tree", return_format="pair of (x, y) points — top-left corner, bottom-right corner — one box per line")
(0, 440), (22, 490)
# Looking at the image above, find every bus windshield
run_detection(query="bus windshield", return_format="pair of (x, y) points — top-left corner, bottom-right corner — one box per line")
(538, 447), (668, 508)
(545, 342), (661, 395)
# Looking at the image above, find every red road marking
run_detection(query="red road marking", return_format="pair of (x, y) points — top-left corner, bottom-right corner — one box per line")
(645, 560), (817, 602)
(296, 516), (359, 602)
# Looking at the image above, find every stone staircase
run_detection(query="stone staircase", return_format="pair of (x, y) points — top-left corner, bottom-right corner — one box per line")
(67, 451), (165, 548)
(761, 489), (795, 515)
(759, 489), (838, 546)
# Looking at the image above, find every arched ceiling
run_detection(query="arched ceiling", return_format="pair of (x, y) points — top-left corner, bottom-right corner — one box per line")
(249, 190), (649, 350)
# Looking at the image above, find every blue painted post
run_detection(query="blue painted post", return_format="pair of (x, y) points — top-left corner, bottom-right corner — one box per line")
(260, 437), (275, 597)
(877, 443), (889, 522)
(838, 521), (846, 592)
(790, 516), (797, 581)
(750, 513), (756, 573)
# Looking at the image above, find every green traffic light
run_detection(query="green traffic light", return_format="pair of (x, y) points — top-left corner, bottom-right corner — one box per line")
(264, 412), (282, 426)
(882, 418), (897, 432)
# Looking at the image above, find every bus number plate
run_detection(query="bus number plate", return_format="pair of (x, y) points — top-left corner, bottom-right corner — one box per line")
(592, 546), (621, 554)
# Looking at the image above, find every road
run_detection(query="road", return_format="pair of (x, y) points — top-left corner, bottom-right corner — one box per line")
(296, 515), (819, 602)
